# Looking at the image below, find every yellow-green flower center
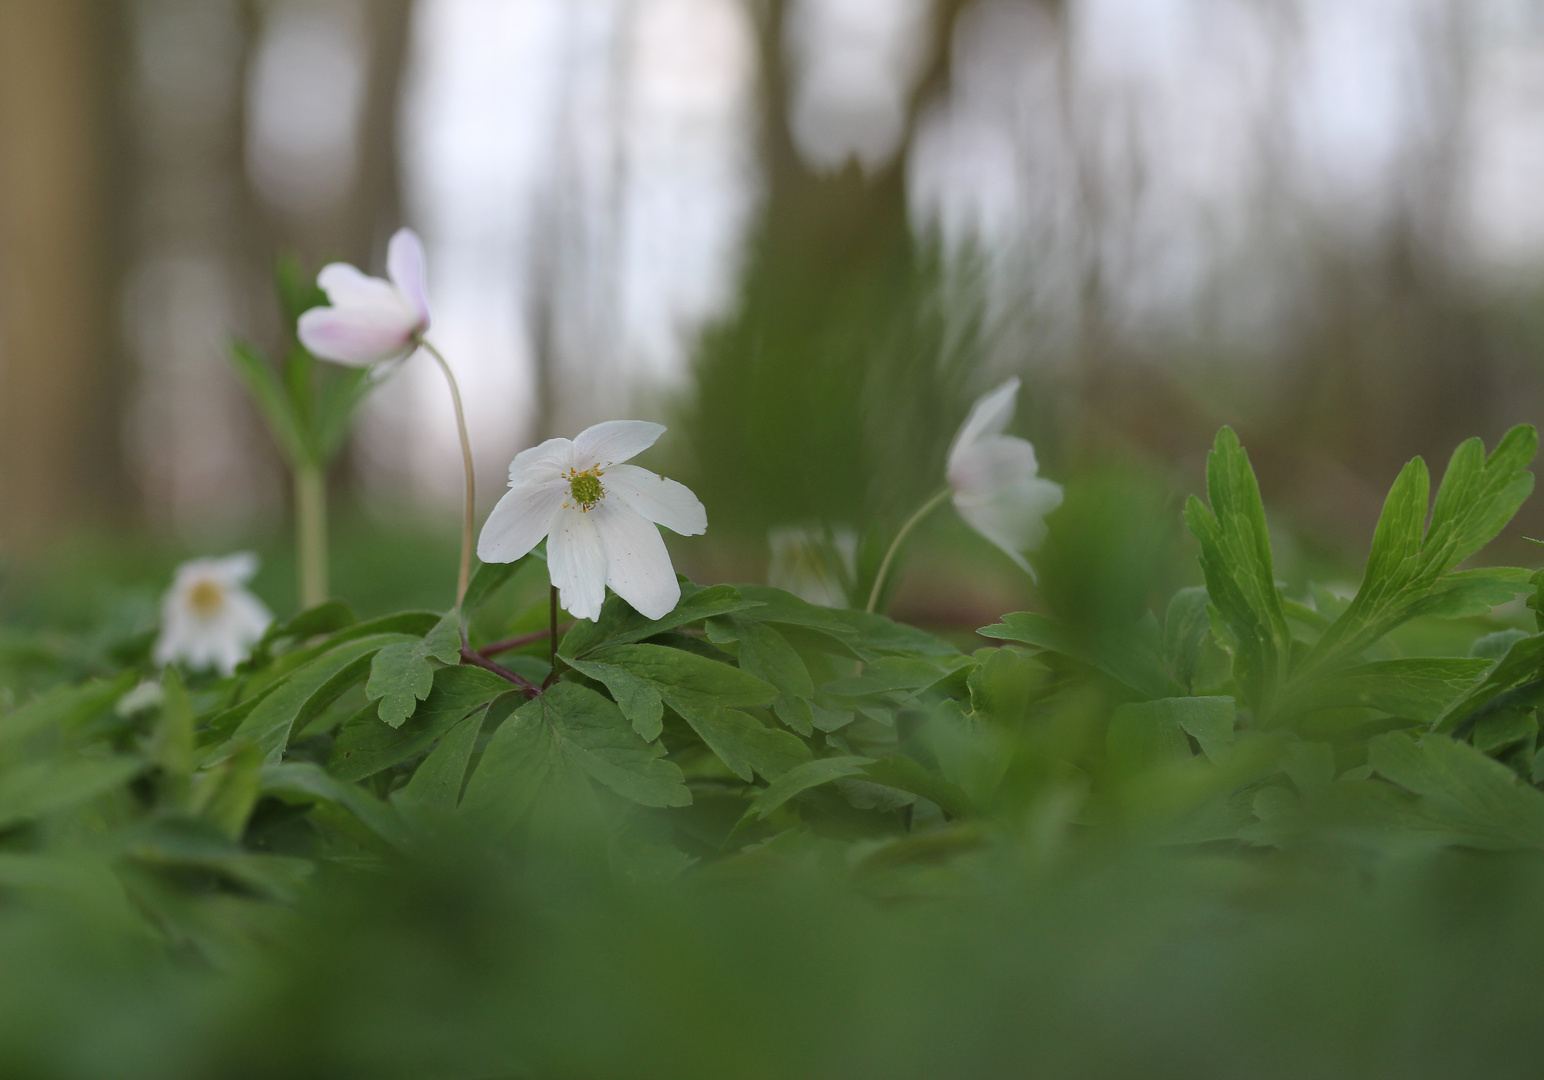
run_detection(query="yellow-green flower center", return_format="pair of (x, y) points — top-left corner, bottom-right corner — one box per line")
(188, 579), (226, 617)
(568, 469), (604, 510)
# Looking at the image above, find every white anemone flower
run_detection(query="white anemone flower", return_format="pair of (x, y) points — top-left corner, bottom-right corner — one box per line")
(296, 227), (430, 365)
(477, 421), (707, 621)
(947, 377), (1063, 574)
(153, 553), (273, 676)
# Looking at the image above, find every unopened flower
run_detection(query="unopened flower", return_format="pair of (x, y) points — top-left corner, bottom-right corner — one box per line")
(477, 421), (707, 621)
(947, 378), (1063, 575)
(768, 523), (857, 608)
(115, 680), (165, 718)
(153, 554), (273, 676)
(296, 227), (430, 366)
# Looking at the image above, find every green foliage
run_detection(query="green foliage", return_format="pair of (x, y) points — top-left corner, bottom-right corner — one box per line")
(228, 255), (375, 474)
(10, 424), (1544, 1075)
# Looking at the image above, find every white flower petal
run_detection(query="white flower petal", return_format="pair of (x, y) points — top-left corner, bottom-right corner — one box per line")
(594, 502), (681, 620)
(507, 437), (575, 487)
(602, 464), (707, 536)
(947, 378), (1020, 472)
(953, 475), (1064, 576)
(572, 420), (665, 470)
(386, 227), (431, 327)
(477, 480), (569, 563)
(947, 434), (1038, 500)
(316, 262), (403, 312)
(298, 305), (418, 366)
(547, 506), (607, 621)
(211, 551), (260, 585)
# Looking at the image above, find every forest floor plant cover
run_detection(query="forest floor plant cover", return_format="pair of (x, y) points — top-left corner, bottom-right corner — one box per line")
(7, 248), (1544, 1074)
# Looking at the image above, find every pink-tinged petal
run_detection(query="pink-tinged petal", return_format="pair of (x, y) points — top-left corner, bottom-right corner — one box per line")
(594, 502), (680, 620)
(547, 506), (607, 620)
(298, 305), (419, 366)
(602, 464), (706, 536)
(476, 480), (568, 563)
(316, 262), (402, 311)
(507, 438), (576, 487)
(953, 475), (1064, 577)
(572, 420), (665, 470)
(947, 378), (1020, 473)
(947, 434), (1038, 499)
(386, 227), (431, 327)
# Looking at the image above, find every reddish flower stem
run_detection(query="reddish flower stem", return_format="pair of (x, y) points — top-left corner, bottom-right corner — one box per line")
(477, 622), (575, 659)
(458, 647), (540, 698)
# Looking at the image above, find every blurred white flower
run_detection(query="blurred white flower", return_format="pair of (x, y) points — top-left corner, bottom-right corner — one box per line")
(296, 227), (430, 365)
(768, 523), (857, 607)
(947, 377), (1063, 574)
(477, 421), (707, 621)
(153, 553), (273, 676)
(115, 680), (165, 718)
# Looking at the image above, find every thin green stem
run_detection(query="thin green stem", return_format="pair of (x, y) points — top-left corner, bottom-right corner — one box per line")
(295, 464), (328, 610)
(544, 584), (559, 689)
(419, 339), (476, 608)
(865, 488), (951, 614)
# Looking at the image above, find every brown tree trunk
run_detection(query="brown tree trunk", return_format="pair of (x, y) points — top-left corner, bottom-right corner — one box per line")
(0, 0), (126, 549)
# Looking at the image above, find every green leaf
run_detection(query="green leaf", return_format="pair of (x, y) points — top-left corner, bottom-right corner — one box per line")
(154, 668), (196, 779)
(1409, 567), (1532, 620)
(965, 648), (1047, 725)
(730, 618), (815, 699)
(745, 755), (873, 819)
(858, 754), (976, 819)
(329, 665), (512, 781)
(1436, 632), (1544, 733)
(260, 762), (408, 848)
(1290, 658), (1490, 725)
(582, 642), (808, 781)
(1107, 701), (1196, 770)
(312, 361), (375, 462)
(0, 674), (135, 748)
(1370, 732), (1544, 847)
(730, 585), (857, 636)
(229, 340), (311, 466)
(1305, 428), (1536, 671)
(1109, 696), (1238, 762)
(978, 612), (1179, 700)
(462, 682), (691, 830)
(213, 633), (416, 765)
(366, 611), (463, 727)
(1183, 427), (1293, 714)
(562, 657), (664, 741)
(395, 708), (487, 811)
(190, 742), (264, 840)
(559, 583), (761, 658)
(1163, 587), (1213, 690)
(0, 757), (145, 830)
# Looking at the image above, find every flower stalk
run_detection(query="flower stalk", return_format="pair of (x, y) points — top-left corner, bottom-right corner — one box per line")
(295, 464), (328, 610)
(866, 488), (951, 614)
(418, 338), (476, 609)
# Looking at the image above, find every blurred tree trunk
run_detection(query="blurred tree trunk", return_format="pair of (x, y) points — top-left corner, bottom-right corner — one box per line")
(240, 0), (414, 327)
(681, 0), (972, 545)
(0, 0), (126, 549)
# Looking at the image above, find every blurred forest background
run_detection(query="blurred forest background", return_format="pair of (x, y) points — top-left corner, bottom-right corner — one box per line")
(3, 0), (1544, 625)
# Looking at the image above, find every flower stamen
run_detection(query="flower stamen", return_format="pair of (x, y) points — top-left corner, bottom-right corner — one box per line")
(188, 579), (226, 618)
(566, 467), (605, 511)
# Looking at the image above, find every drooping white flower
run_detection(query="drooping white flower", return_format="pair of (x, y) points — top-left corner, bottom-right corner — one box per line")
(477, 421), (707, 621)
(296, 227), (430, 365)
(947, 377), (1063, 574)
(153, 553), (273, 676)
